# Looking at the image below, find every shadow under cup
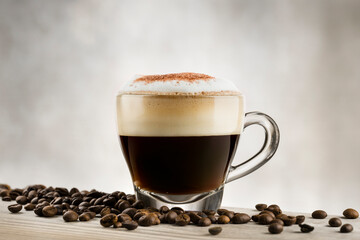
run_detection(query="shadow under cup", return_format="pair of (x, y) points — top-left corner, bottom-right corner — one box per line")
(116, 93), (279, 210)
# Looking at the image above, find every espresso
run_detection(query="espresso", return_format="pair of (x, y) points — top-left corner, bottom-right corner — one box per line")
(120, 135), (240, 194)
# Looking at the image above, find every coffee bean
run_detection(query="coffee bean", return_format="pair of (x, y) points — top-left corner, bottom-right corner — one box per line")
(217, 209), (229, 215)
(139, 214), (157, 226)
(122, 220), (138, 230)
(328, 217), (342, 227)
(270, 219), (284, 225)
(232, 213), (250, 224)
(282, 216), (297, 226)
(208, 215), (217, 223)
(147, 207), (159, 212)
(100, 207), (111, 217)
(8, 204), (22, 213)
(131, 200), (144, 209)
(255, 203), (267, 211)
(79, 212), (92, 221)
(189, 212), (202, 224)
(208, 226), (222, 235)
(113, 222), (122, 228)
(296, 215), (305, 224)
(312, 210), (327, 219)
(266, 204), (282, 215)
(22, 203), (35, 211)
(198, 217), (211, 226)
(165, 210), (178, 224)
(175, 213), (190, 226)
(260, 210), (275, 219)
(217, 215), (230, 224)
(0, 190), (9, 198)
(133, 212), (147, 221)
(0, 184), (11, 190)
(30, 197), (39, 204)
(42, 206), (57, 217)
(69, 187), (79, 196)
(171, 207), (184, 215)
(222, 211), (234, 219)
(159, 206), (169, 214)
(9, 190), (20, 200)
(122, 208), (137, 218)
(299, 224), (314, 233)
(118, 200), (131, 212)
(203, 210), (216, 216)
(268, 223), (283, 234)
(251, 214), (260, 222)
(63, 210), (78, 222)
(88, 205), (102, 214)
(259, 214), (273, 225)
(343, 208), (359, 219)
(117, 213), (132, 222)
(100, 213), (118, 227)
(103, 196), (116, 206)
(197, 211), (208, 218)
(340, 224), (353, 233)
(87, 191), (104, 198)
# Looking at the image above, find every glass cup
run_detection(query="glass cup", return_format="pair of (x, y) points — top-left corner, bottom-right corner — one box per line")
(116, 92), (280, 210)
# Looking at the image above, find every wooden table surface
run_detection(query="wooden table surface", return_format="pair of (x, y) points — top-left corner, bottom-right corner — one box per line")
(0, 201), (358, 240)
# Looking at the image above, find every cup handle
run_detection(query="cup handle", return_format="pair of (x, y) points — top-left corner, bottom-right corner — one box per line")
(226, 111), (280, 183)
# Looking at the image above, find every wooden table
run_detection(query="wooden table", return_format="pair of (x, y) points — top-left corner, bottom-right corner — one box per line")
(0, 201), (358, 240)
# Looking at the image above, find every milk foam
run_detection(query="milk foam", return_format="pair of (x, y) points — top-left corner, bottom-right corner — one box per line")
(121, 73), (240, 95)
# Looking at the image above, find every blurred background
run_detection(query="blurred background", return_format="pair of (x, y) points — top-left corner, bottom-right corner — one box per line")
(1, 0), (360, 214)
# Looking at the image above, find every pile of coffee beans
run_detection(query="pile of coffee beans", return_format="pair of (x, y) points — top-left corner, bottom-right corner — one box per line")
(0, 184), (357, 235)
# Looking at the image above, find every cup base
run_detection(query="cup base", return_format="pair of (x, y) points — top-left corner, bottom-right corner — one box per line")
(134, 184), (224, 211)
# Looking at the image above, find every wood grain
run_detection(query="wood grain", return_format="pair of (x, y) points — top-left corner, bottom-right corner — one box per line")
(0, 201), (358, 240)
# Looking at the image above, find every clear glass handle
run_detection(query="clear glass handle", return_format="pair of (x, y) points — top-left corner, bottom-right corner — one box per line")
(226, 111), (280, 183)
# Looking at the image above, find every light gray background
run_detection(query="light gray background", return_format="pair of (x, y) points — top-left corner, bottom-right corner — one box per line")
(1, 0), (360, 213)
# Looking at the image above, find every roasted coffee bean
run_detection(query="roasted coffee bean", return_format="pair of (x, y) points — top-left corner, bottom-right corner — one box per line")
(69, 187), (79, 196)
(117, 213), (132, 222)
(343, 208), (359, 219)
(79, 212), (92, 221)
(175, 214), (190, 226)
(42, 206), (57, 217)
(118, 200), (131, 212)
(113, 222), (122, 228)
(268, 223), (283, 234)
(0, 184), (11, 190)
(312, 210), (327, 219)
(94, 196), (106, 206)
(30, 197), (38, 204)
(103, 197), (116, 206)
(53, 204), (63, 215)
(78, 201), (90, 208)
(296, 215), (305, 224)
(218, 215), (230, 224)
(266, 205), (282, 215)
(8, 204), (22, 213)
(63, 210), (78, 222)
(232, 213), (251, 224)
(276, 213), (287, 219)
(255, 203), (267, 211)
(24, 203), (36, 211)
(27, 190), (37, 200)
(259, 214), (273, 225)
(89, 198), (96, 205)
(209, 226), (222, 235)
(133, 212), (147, 221)
(251, 214), (260, 222)
(270, 219), (284, 225)
(71, 197), (83, 206)
(222, 211), (234, 219)
(197, 211), (208, 218)
(171, 207), (184, 215)
(88, 205), (102, 214)
(132, 200), (144, 209)
(100, 207), (111, 217)
(50, 197), (63, 205)
(122, 220), (138, 230)
(260, 210), (275, 219)
(87, 191), (103, 198)
(217, 209), (229, 215)
(203, 210), (216, 216)
(299, 224), (314, 233)
(100, 213), (118, 227)
(38, 198), (48, 204)
(139, 214), (157, 226)
(198, 217), (211, 226)
(340, 224), (353, 233)
(165, 210), (178, 224)
(159, 214), (166, 223)
(147, 207), (159, 212)
(0, 190), (9, 198)
(208, 215), (217, 223)
(127, 197), (136, 205)
(189, 212), (202, 224)
(34, 206), (44, 216)
(328, 217), (342, 227)
(282, 216), (297, 226)
(110, 208), (121, 215)
(55, 187), (69, 196)
(122, 208), (137, 218)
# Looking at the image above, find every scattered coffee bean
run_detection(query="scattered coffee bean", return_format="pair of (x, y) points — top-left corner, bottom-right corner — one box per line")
(328, 217), (342, 227)
(132, 200), (144, 209)
(100, 207), (111, 217)
(122, 220), (138, 230)
(208, 215), (217, 223)
(251, 214), (260, 222)
(159, 206), (169, 214)
(259, 214), (273, 225)
(122, 207), (137, 218)
(0, 184), (11, 190)
(340, 224), (353, 233)
(165, 210), (178, 224)
(312, 210), (327, 219)
(24, 203), (36, 211)
(198, 217), (211, 226)
(117, 213), (132, 222)
(270, 219), (284, 225)
(268, 223), (283, 234)
(139, 214), (157, 226)
(296, 215), (305, 224)
(282, 216), (297, 226)
(42, 206), (57, 217)
(217, 215), (230, 224)
(203, 210), (216, 216)
(8, 204), (22, 213)
(232, 213), (250, 224)
(266, 205), (282, 215)
(79, 212), (92, 221)
(343, 208), (359, 219)
(63, 210), (78, 222)
(260, 210), (275, 219)
(0, 190), (9, 198)
(113, 222), (122, 228)
(175, 213), (190, 226)
(299, 224), (314, 233)
(100, 213), (118, 227)
(208, 226), (222, 235)
(217, 209), (229, 215)
(255, 203), (267, 211)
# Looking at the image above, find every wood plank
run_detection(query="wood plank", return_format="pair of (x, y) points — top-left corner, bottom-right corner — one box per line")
(0, 201), (358, 239)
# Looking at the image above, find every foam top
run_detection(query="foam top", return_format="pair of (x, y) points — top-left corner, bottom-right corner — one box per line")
(121, 72), (240, 95)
